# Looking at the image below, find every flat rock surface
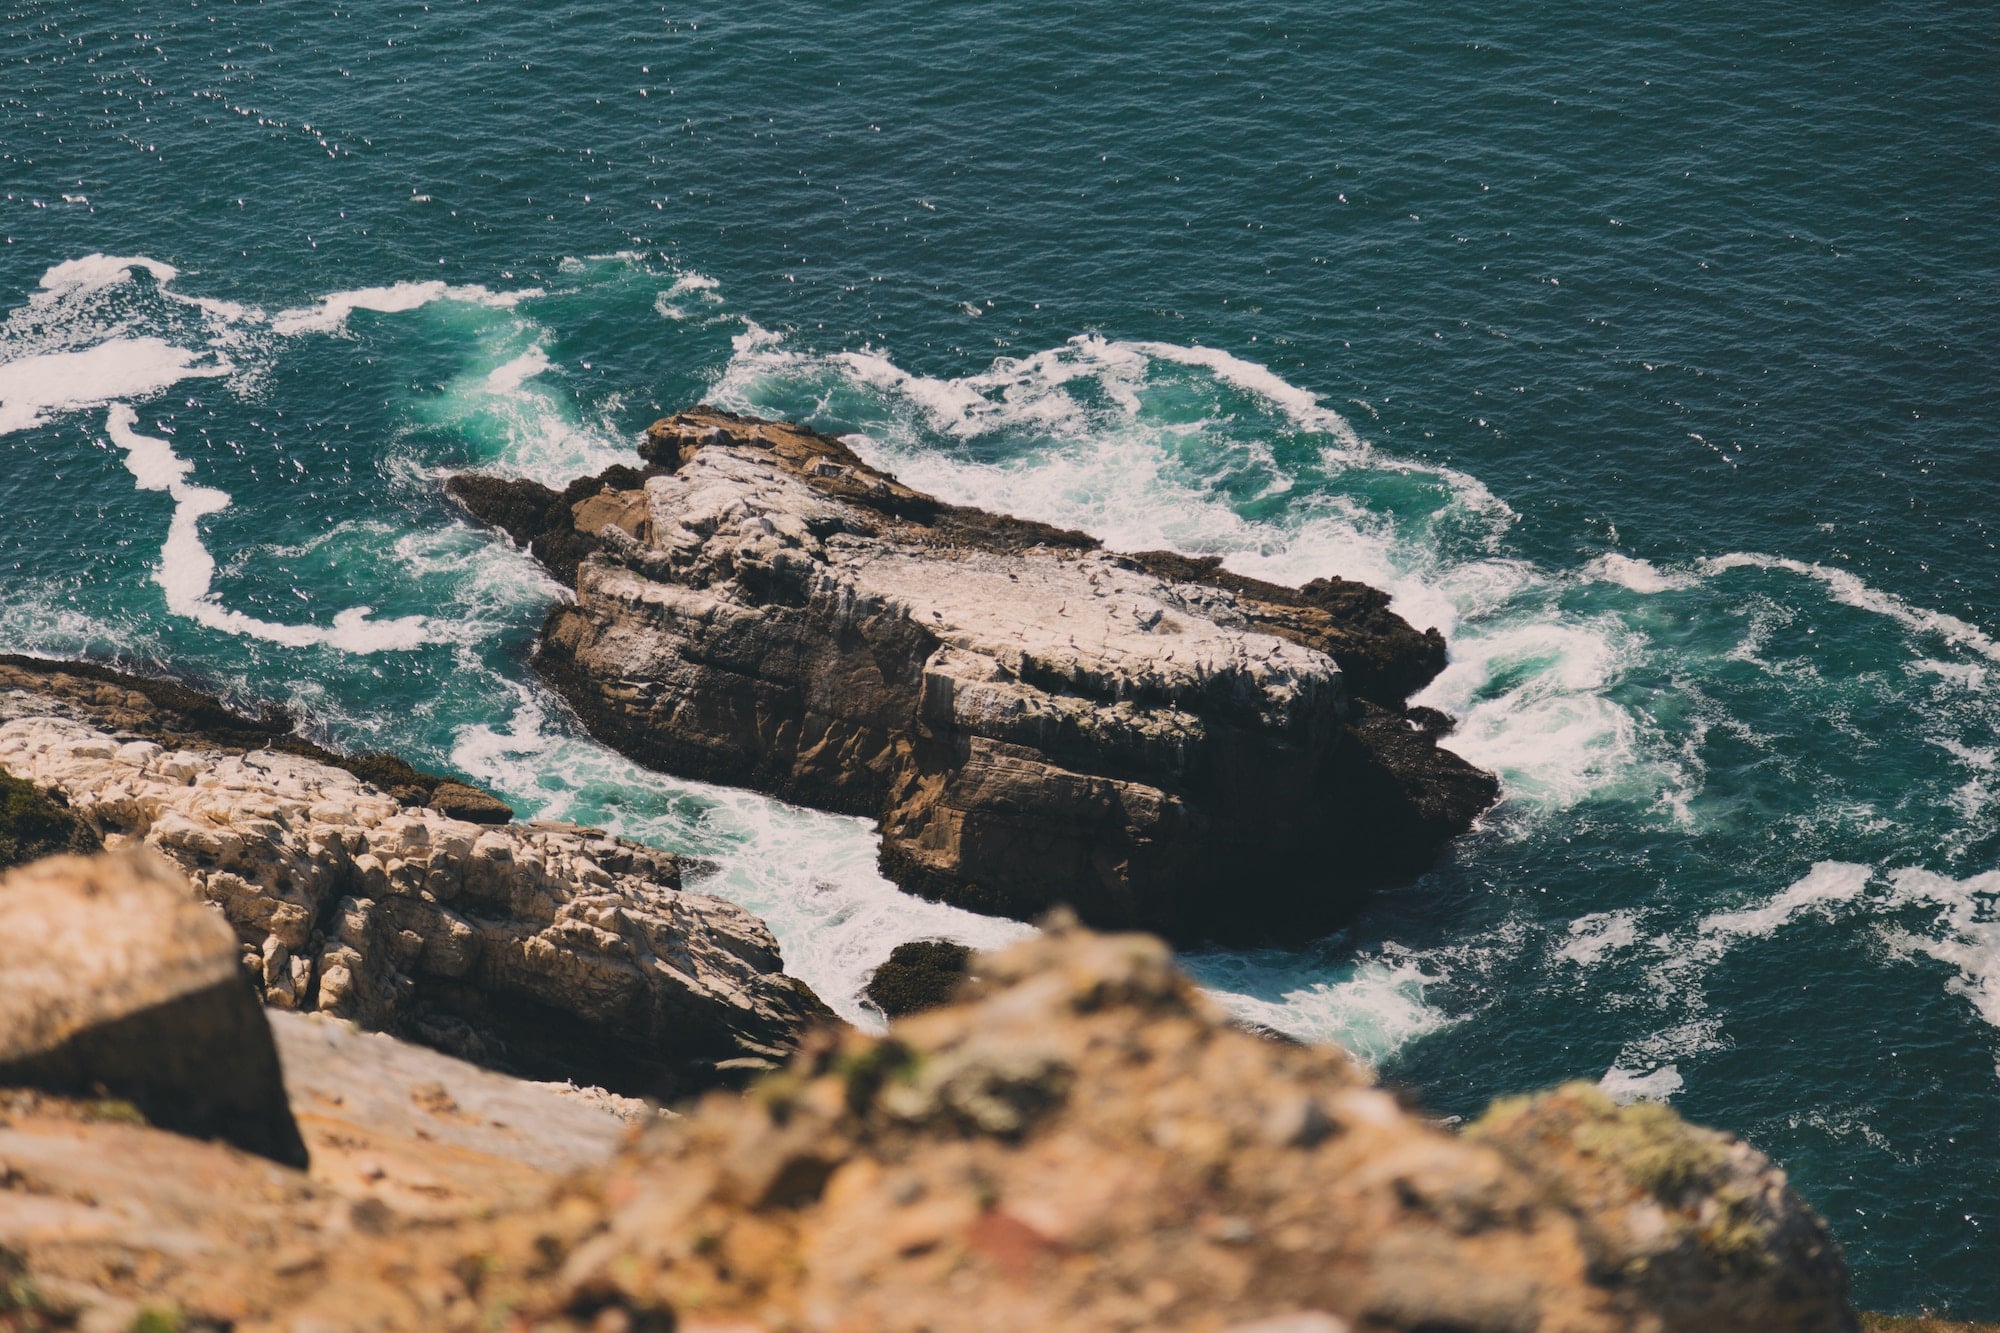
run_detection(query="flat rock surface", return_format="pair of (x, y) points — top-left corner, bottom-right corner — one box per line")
(269, 1010), (651, 1218)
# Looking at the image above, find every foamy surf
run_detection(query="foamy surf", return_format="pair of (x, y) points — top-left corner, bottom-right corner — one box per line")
(0, 339), (232, 435)
(104, 406), (428, 651)
(1183, 950), (1452, 1069)
(1599, 1063), (1684, 1104)
(444, 678), (1032, 1026)
(1703, 553), (2000, 666)
(270, 280), (545, 337)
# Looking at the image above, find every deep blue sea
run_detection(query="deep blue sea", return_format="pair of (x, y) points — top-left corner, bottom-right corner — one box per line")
(3, 0), (1997, 1314)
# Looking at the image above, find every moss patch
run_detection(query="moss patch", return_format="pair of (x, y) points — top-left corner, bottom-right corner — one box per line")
(865, 941), (973, 1018)
(0, 771), (98, 871)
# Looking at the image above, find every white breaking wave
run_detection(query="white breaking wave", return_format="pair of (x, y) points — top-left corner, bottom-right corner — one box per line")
(1599, 1063), (1684, 1103)
(1557, 910), (1642, 967)
(1185, 950), (1452, 1069)
(419, 339), (633, 487)
(104, 406), (427, 651)
(269, 280), (544, 337)
(1584, 552), (1699, 594)
(1697, 860), (1875, 940)
(39, 253), (181, 296)
(1703, 552), (2000, 665)
(1881, 867), (2000, 1038)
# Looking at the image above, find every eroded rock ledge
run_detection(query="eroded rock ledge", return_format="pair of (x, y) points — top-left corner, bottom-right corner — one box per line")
(451, 407), (1497, 944)
(0, 660), (830, 1097)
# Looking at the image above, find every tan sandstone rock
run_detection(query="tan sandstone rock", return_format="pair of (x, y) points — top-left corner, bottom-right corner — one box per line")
(0, 849), (307, 1167)
(0, 688), (829, 1098)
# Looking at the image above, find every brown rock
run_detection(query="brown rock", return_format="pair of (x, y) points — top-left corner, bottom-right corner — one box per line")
(0, 652), (514, 819)
(0, 700), (831, 1100)
(1470, 1083), (1859, 1333)
(427, 779), (514, 824)
(271, 922), (1857, 1333)
(0, 849), (307, 1167)
(462, 407), (1496, 944)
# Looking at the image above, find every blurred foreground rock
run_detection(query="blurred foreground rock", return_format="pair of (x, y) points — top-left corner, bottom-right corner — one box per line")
(0, 849), (306, 1168)
(0, 853), (1861, 1331)
(279, 922), (1855, 1332)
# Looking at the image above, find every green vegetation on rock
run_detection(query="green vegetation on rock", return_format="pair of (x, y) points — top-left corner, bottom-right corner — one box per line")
(0, 771), (97, 871)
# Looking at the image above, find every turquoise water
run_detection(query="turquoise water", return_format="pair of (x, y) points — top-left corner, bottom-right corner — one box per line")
(4, 0), (1999, 1313)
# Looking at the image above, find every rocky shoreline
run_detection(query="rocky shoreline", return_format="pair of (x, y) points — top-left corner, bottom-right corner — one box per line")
(0, 643), (1939, 1328)
(0, 656), (828, 1098)
(451, 407), (1498, 945)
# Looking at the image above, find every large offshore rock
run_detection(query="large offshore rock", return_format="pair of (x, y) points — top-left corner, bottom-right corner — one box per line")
(454, 407), (1497, 944)
(0, 693), (831, 1099)
(0, 849), (308, 1166)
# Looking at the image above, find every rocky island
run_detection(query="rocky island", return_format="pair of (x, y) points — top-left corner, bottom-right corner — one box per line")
(451, 407), (1498, 945)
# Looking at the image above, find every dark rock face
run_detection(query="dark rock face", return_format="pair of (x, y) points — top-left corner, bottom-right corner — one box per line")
(0, 850), (309, 1167)
(460, 407), (1498, 945)
(865, 940), (974, 1018)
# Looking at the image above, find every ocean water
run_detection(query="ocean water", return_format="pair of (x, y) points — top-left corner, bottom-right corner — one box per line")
(3, 0), (1998, 1313)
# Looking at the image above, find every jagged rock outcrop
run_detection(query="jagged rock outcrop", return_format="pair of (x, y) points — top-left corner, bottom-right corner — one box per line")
(0, 848), (307, 1167)
(0, 677), (831, 1098)
(262, 921), (1855, 1332)
(452, 407), (1497, 944)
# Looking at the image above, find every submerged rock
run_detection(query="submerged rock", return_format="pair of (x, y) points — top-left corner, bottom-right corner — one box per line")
(0, 679), (830, 1099)
(457, 407), (1497, 944)
(0, 849), (307, 1167)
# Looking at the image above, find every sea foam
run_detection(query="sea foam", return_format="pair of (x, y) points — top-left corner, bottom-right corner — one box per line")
(104, 406), (428, 652)
(0, 339), (231, 435)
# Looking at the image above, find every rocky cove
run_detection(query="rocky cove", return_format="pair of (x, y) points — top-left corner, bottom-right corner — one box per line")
(0, 416), (1942, 1330)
